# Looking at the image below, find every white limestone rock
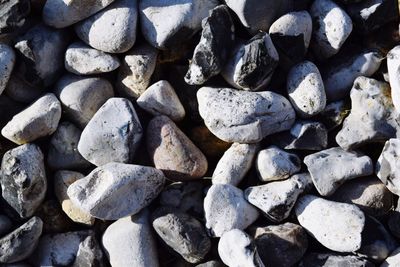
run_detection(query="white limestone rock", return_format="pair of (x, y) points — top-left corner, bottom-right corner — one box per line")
(377, 138), (400, 196)
(387, 45), (400, 113)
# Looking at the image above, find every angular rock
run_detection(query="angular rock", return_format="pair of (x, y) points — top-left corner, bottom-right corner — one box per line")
(197, 87), (295, 143)
(0, 0), (30, 36)
(72, 235), (105, 267)
(304, 147), (373, 196)
(0, 215), (12, 236)
(1, 93), (61, 145)
(0, 44), (15, 96)
(387, 45), (400, 113)
(299, 253), (374, 267)
(67, 162), (166, 220)
(204, 184), (259, 237)
(377, 138), (400, 195)
(381, 247), (400, 267)
(146, 115), (207, 180)
(1, 144), (47, 218)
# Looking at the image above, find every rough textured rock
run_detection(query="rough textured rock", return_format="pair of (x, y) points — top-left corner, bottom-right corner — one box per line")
(72, 235), (105, 267)
(67, 162), (166, 220)
(377, 139), (400, 196)
(0, 44), (15, 96)
(196, 261), (225, 267)
(299, 253), (374, 267)
(1, 144), (47, 218)
(197, 87), (295, 143)
(387, 45), (400, 113)
(0, 0), (30, 36)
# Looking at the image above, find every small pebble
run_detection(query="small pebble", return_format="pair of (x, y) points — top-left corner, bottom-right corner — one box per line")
(0, 44), (15, 96)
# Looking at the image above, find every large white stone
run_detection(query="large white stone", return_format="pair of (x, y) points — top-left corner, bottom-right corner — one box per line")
(387, 45), (400, 113)
(377, 138), (400, 196)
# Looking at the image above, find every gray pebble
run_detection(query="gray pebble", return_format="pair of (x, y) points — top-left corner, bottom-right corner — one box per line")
(0, 44), (15, 96)
(299, 253), (374, 267)
(376, 138), (400, 196)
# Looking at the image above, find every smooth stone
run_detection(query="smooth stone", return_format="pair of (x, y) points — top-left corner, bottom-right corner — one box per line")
(256, 146), (301, 182)
(75, 0), (137, 53)
(287, 61), (326, 117)
(43, 0), (116, 28)
(381, 247), (400, 267)
(137, 80), (185, 121)
(0, 0), (30, 36)
(197, 87), (295, 143)
(116, 43), (158, 98)
(218, 229), (265, 267)
(47, 122), (91, 170)
(54, 170), (95, 226)
(252, 223), (308, 267)
(245, 173), (312, 222)
(204, 184), (259, 237)
(336, 77), (400, 150)
(304, 147), (373, 196)
(152, 209), (211, 263)
(67, 162), (166, 220)
(0, 215), (12, 236)
(323, 49), (383, 101)
(71, 235), (105, 267)
(139, 0), (218, 49)
(1, 144), (47, 218)
(387, 45), (400, 113)
(377, 138), (400, 196)
(222, 33), (279, 91)
(0, 216), (42, 263)
(310, 0), (353, 59)
(295, 195), (365, 252)
(0, 44), (15, 96)
(146, 115), (208, 180)
(299, 253), (374, 267)
(65, 42), (120, 75)
(1, 93), (61, 145)
(317, 100), (351, 131)
(5, 74), (44, 103)
(78, 97), (143, 166)
(102, 211), (159, 267)
(212, 143), (258, 186)
(54, 74), (114, 128)
(185, 5), (234, 85)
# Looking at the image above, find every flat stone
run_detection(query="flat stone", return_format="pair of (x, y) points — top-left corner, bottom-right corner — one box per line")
(71, 235), (105, 267)
(1, 144), (47, 218)
(204, 184), (259, 237)
(197, 87), (295, 143)
(137, 80), (185, 121)
(299, 253), (374, 267)
(146, 115), (207, 180)
(305, 147), (373, 196)
(67, 162), (166, 220)
(0, 44), (15, 96)
(0, 0), (30, 36)
(295, 195), (365, 252)
(387, 45), (400, 113)
(65, 41), (120, 75)
(0, 215), (12, 236)
(381, 247), (400, 267)
(1, 93), (61, 145)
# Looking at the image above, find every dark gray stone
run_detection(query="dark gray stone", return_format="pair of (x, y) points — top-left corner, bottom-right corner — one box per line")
(299, 253), (374, 267)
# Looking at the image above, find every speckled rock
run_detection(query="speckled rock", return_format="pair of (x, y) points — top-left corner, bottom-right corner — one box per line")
(4, 74), (44, 104)
(376, 138), (400, 196)
(387, 46), (400, 113)
(0, 44), (15, 96)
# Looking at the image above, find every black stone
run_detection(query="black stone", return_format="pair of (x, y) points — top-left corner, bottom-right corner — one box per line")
(270, 33), (307, 70)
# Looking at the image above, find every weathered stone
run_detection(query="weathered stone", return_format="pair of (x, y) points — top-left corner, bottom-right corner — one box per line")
(72, 235), (105, 267)
(387, 45), (400, 113)
(0, 44), (15, 96)
(5, 74), (44, 103)
(299, 253), (374, 267)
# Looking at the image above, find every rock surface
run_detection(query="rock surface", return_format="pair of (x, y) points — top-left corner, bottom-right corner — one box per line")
(0, 44), (15, 96)
(377, 138), (400, 196)
(0, 0), (30, 37)
(299, 253), (374, 267)
(72, 235), (105, 267)
(381, 247), (400, 267)
(387, 45), (400, 113)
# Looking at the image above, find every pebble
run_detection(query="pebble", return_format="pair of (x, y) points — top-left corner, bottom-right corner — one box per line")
(137, 80), (185, 121)
(222, 33), (279, 91)
(1, 93), (61, 145)
(75, 0), (137, 53)
(65, 42), (120, 75)
(310, 0), (353, 59)
(72, 235), (105, 267)
(1, 144), (47, 218)
(381, 247), (400, 267)
(299, 253), (374, 267)
(54, 74), (114, 128)
(304, 147), (373, 196)
(185, 5), (234, 85)
(252, 223), (308, 267)
(0, 216), (42, 263)
(197, 87), (295, 143)
(146, 115), (208, 180)
(43, 0), (116, 28)
(67, 162), (166, 220)
(218, 229), (265, 267)
(295, 195), (365, 252)
(336, 77), (400, 150)
(0, 215), (12, 236)
(387, 45), (400, 113)
(212, 143), (258, 186)
(152, 209), (211, 263)
(139, 0), (218, 49)
(0, 0), (30, 37)
(0, 44), (15, 96)
(287, 61), (326, 117)
(204, 184), (259, 237)
(245, 173), (312, 222)
(78, 97), (143, 166)
(256, 146), (301, 182)
(53, 170), (95, 226)
(376, 138), (400, 196)
(102, 211), (159, 267)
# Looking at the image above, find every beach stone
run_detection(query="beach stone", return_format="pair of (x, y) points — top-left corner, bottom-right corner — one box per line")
(137, 80), (185, 121)
(317, 100), (351, 131)
(65, 42), (120, 75)
(212, 143), (258, 186)
(204, 184), (259, 237)
(256, 146), (301, 182)
(387, 45), (400, 113)
(139, 0), (218, 49)
(0, 44), (15, 96)
(336, 77), (400, 150)
(102, 211), (159, 267)
(1, 144), (47, 218)
(71, 235), (105, 267)
(295, 195), (365, 252)
(0, 215), (12, 236)
(1, 93), (61, 145)
(0, 0), (30, 37)
(78, 97), (143, 166)
(381, 247), (400, 267)
(197, 87), (295, 143)
(304, 147), (373, 196)
(299, 253), (374, 267)
(67, 162), (166, 220)
(146, 115), (207, 180)
(376, 138), (400, 196)
(54, 74), (114, 128)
